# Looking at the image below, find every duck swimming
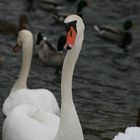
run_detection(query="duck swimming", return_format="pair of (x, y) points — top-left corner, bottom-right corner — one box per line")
(0, 14), (28, 37)
(35, 32), (66, 67)
(26, 0), (35, 11)
(36, 0), (62, 12)
(94, 19), (133, 51)
(52, 0), (87, 23)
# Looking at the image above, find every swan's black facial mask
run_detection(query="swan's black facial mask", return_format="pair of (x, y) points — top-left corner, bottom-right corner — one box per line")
(64, 21), (77, 50)
(65, 21), (77, 33)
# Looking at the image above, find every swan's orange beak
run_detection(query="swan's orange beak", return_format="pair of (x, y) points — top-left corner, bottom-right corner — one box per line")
(64, 24), (77, 50)
(13, 43), (21, 53)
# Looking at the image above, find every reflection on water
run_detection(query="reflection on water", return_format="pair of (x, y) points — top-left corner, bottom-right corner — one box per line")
(0, 0), (140, 139)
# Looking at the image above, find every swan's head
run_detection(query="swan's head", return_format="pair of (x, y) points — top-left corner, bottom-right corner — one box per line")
(64, 14), (85, 50)
(13, 29), (33, 52)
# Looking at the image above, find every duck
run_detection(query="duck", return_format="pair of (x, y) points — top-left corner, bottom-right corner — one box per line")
(0, 14), (28, 37)
(3, 30), (60, 116)
(35, 32), (66, 67)
(36, 0), (63, 12)
(52, 0), (87, 23)
(26, 0), (35, 11)
(3, 14), (85, 140)
(94, 19), (133, 51)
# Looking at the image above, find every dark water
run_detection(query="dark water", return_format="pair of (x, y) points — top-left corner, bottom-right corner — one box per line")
(0, 0), (140, 139)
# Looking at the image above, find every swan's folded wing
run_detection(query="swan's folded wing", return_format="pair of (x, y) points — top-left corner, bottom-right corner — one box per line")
(3, 89), (60, 116)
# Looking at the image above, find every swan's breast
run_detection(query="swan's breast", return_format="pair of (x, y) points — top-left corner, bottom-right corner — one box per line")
(3, 104), (60, 140)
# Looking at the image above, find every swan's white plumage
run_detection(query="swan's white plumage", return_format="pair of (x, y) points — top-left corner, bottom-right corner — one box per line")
(2, 29), (60, 117)
(3, 104), (60, 140)
(113, 127), (140, 140)
(54, 15), (85, 140)
(3, 15), (85, 140)
(3, 89), (60, 116)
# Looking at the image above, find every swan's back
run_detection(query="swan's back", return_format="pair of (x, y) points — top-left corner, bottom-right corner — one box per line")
(3, 104), (60, 140)
(113, 127), (140, 140)
(3, 89), (60, 116)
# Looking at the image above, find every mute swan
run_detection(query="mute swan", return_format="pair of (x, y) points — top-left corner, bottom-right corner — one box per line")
(94, 20), (133, 52)
(35, 32), (66, 67)
(3, 14), (85, 140)
(3, 30), (60, 116)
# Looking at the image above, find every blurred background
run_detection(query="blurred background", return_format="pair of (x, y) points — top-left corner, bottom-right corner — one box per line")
(0, 0), (140, 139)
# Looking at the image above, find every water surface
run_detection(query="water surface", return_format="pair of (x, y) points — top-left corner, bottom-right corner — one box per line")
(0, 0), (140, 139)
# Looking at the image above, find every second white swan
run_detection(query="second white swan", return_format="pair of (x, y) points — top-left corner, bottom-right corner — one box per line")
(3, 29), (59, 116)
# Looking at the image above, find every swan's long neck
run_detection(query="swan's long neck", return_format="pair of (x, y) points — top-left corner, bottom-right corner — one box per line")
(11, 38), (33, 93)
(55, 32), (84, 140)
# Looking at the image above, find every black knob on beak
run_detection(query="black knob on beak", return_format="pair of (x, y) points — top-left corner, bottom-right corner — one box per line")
(66, 45), (72, 50)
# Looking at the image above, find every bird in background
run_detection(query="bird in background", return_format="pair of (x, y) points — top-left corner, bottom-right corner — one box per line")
(52, 0), (87, 23)
(35, 32), (66, 67)
(0, 14), (28, 37)
(94, 19), (133, 52)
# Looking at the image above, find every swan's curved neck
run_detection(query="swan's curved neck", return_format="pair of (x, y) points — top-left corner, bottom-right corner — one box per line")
(55, 32), (84, 140)
(11, 39), (33, 93)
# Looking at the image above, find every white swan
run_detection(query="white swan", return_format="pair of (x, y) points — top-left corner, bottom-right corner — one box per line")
(3, 29), (60, 116)
(2, 14), (85, 140)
